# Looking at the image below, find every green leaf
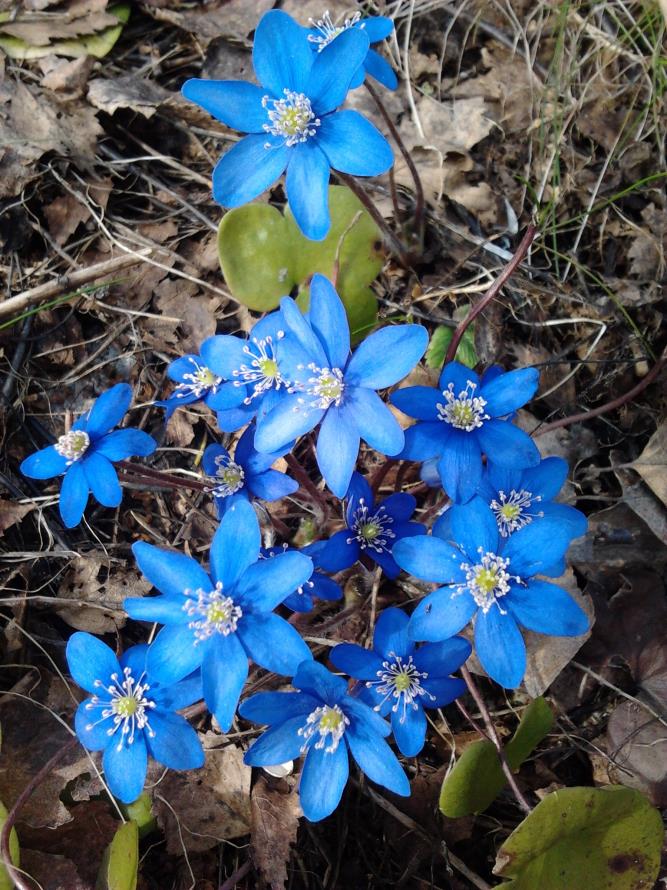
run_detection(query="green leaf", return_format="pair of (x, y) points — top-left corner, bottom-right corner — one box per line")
(494, 786), (663, 889)
(439, 698), (553, 817)
(0, 800), (20, 890)
(120, 793), (156, 838)
(96, 821), (138, 890)
(0, 4), (130, 60)
(424, 325), (478, 370)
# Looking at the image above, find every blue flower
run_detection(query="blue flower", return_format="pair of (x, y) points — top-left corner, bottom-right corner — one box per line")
(434, 457), (588, 578)
(307, 12), (398, 91)
(181, 9), (393, 240)
(199, 311), (289, 433)
(393, 498), (589, 688)
(20, 383), (156, 528)
(240, 660), (409, 821)
(261, 541), (343, 612)
(391, 362), (541, 503)
(157, 345), (247, 421)
(330, 608), (470, 756)
(254, 274), (428, 497)
(202, 425), (297, 518)
(125, 500), (313, 730)
(67, 633), (204, 804)
(316, 472), (426, 579)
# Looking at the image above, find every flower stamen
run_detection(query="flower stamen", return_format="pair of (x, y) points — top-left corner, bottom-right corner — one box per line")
(232, 334), (285, 404)
(367, 653), (434, 723)
(263, 90), (320, 147)
(55, 429), (90, 464)
(437, 381), (489, 431)
(85, 666), (156, 750)
(347, 498), (395, 554)
(490, 489), (543, 537)
(183, 581), (243, 643)
(307, 10), (363, 51)
(298, 704), (349, 754)
(456, 548), (520, 614)
(174, 357), (223, 400)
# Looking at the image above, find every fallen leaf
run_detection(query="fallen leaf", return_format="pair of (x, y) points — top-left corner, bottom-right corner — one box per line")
(568, 502), (667, 574)
(631, 420), (667, 508)
(43, 192), (91, 246)
(142, 0), (273, 46)
(18, 850), (89, 890)
(141, 277), (220, 354)
(0, 500), (33, 536)
(87, 74), (171, 117)
(40, 55), (94, 93)
(607, 699), (667, 807)
(250, 773), (301, 889)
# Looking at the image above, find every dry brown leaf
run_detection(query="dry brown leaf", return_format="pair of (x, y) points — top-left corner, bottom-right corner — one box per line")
(19, 850), (89, 890)
(606, 699), (667, 807)
(250, 773), (301, 889)
(87, 74), (171, 117)
(141, 277), (221, 354)
(40, 55), (94, 93)
(630, 421), (667, 509)
(43, 192), (91, 245)
(164, 408), (197, 448)
(1, 9), (119, 43)
(57, 555), (152, 633)
(0, 499), (34, 536)
(143, 0), (273, 46)
(153, 732), (251, 854)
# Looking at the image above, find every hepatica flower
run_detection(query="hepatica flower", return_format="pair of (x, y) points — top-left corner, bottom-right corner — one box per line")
(240, 660), (409, 821)
(316, 472), (425, 579)
(307, 11), (398, 90)
(20, 383), (156, 528)
(67, 633), (203, 803)
(125, 500), (313, 730)
(393, 498), (589, 688)
(157, 344), (246, 421)
(254, 274), (428, 497)
(181, 9), (393, 240)
(262, 541), (342, 612)
(392, 362), (541, 503)
(202, 425), (297, 518)
(331, 608), (470, 756)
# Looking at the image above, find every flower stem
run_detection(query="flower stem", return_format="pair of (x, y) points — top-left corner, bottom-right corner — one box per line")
(284, 453), (329, 517)
(460, 665), (532, 815)
(365, 80), (425, 240)
(117, 460), (210, 493)
(444, 225), (538, 366)
(335, 172), (409, 264)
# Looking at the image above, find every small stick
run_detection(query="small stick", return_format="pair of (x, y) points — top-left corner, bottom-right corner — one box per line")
(284, 453), (328, 516)
(335, 172), (409, 264)
(117, 460), (211, 493)
(219, 860), (252, 890)
(460, 665), (532, 815)
(0, 249), (154, 322)
(444, 226), (538, 365)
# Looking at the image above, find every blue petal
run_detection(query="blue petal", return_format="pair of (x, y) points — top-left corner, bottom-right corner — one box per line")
(363, 49), (398, 90)
(539, 502), (588, 539)
(248, 468), (299, 501)
(243, 716), (309, 766)
(200, 334), (249, 380)
(317, 110), (393, 175)
(254, 393), (324, 453)
(237, 613), (312, 675)
(480, 368), (539, 417)
(206, 382), (247, 411)
(450, 496), (499, 560)
(474, 607), (526, 688)
(484, 463), (523, 499)
(310, 573), (343, 601)
(391, 704), (426, 757)
(20, 445), (68, 479)
(390, 386), (440, 421)
(422, 457), (444, 488)
(438, 362), (480, 394)
(146, 710), (205, 770)
(279, 295), (329, 367)
(166, 354), (201, 383)
(345, 720), (409, 796)
(66, 631), (121, 694)
(202, 632), (248, 731)
(368, 546), (402, 580)
(85, 383), (132, 439)
(181, 80), (267, 133)
(420, 676), (466, 707)
(392, 536), (465, 584)
(408, 588), (477, 641)
(59, 462), (89, 528)
(521, 456), (568, 501)
(316, 406), (360, 497)
(345, 387), (404, 456)
(308, 274), (349, 369)
(285, 141), (331, 241)
(132, 541), (212, 599)
(313, 529), (359, 573)
(345, 324), (428, 389)
(212, 134), (289, 208)
(209, 499), (261, 589)
(507, 580), (589, 636)
(102, 734), (148, 804)
(201, 443), (231, 477)
(119, 644), (148, 678)
(502, 517), (572, 577)
(330, 644), (383, 680)
(124, 594), (189, 625)
(374, 607), (412, 659)
(341, 696), (392, 738)
(361, 17), (394, 42)
(252, 9), (312, 95)
(412, 637), (471, 676)
(152, 671), (203, 711)
(308, 28), (370, 115)
(380, 492), (417, 523)
(147, 625), (203, 686)
(83, 453), (122, 508)
(217, 402), (256, 432)
(345, 471), (374, 520)
(437, 431), (483, 504)
(293, 660), (347, 705)
(239, 691), (320, 725)
(400, 421), (448, 461)
(75, 699), (111, 751)
(477, 420), (540, 469)
(300, 741), (349, 821)
(93, 429), (156, 462)
(236, 551), (313, 612)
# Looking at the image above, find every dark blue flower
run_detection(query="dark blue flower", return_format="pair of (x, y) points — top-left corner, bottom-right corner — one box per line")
(254, 274), (428, 497)
(20, 383), (156, 528)
(316, 472), (426, 579)
(202, 425), (297, 518)
(67, 633), (204, 804)
(393, 497), (589, 689)
(200, 311), (289, 433)
(391, 362), (541, 504)
(261, 541), (343, 612)
(240, 660), (409, 821)
(181, 9), (393, 240)
(330, 608), (469, 756)
(157, 345), (247, 421)
(125, 500), (313, 730)
(306, 12), (397, 91)
(434, 457), (588, 577)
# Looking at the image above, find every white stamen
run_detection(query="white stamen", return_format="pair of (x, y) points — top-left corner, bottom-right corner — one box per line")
(490, 489), (543, 537)
(207, 454), (245, 497)
(307, 10), (363, 51)
(85, 666), (156, 751)
(437, 381), (489, 431)
(232, 333), (285, 404)
(347, 497), (395, 554)
(262, 90), (320, 147)
(298, 704), (349, 754)
(54, 429), (90, 464)
(182, 581), (243, 643)
(367, 653), (435, 722)
(289, 363), (345, 410)
(455, 547), (521, 614)
(173, 357), (223, 400)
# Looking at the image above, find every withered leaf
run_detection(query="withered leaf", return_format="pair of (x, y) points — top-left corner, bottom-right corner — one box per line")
(250, 773), (301, 889)
(87, 74), (171, 118)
